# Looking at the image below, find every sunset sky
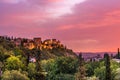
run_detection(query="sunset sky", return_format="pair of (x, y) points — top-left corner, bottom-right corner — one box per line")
(0, 0), (120, 52)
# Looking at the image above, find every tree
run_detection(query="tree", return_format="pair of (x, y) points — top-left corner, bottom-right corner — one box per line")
(0, 46), (13, 62)
(1, 70), (29, 80)
(0, 62), (3, 77)
(28, 63), (36, 80)
(85, 61), (100, 77)
(13, 48), (23, 56)
(94, 60), (119, 80)
(75, 53), (86, 80)
(115, 68), (120, 80)
(41, 59), (56, 80)
(41, 57), (78, 80)
(104, 53), (111, 80)
(32, 49), (45, 80)
(55, 73), (75, 80)
(54, 57), (78, 74)
(5, 56), (23, 70)
(116, 48), (120, 59)
(94, 66), (105, 80)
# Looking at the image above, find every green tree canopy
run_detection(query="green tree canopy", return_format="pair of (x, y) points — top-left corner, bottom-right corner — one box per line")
(115, 68), (120, 80)
(28, 63), (36, 79)
(0, 46), (14, 62)
(5, 56), (23, 70)
(75, 54), (86, 80)
(1, 70), (29, 80)
(41, 57), (78, 80)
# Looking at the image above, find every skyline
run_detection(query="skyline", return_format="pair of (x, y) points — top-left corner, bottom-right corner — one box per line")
(1, 0), (120, 52)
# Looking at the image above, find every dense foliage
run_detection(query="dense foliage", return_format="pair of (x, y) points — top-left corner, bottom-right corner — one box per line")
(1, 70), (29, 80)
(0, 36), (120, 80)
(41, 57), (78, 80)
(75, 54), (86, 80)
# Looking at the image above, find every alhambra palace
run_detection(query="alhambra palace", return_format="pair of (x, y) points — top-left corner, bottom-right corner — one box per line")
(0, 36), (64, 50)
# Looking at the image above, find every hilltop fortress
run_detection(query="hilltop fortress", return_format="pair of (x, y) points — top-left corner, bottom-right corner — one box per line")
(0, 36), (65, 50)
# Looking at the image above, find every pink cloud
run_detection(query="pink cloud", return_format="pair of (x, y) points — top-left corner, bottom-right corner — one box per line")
(0, 0), (26, 4)
(1, 0), (120, 52)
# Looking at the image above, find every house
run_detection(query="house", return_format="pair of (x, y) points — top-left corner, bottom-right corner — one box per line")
(29, 57), (36, 63)
(112, 59), (120, 63)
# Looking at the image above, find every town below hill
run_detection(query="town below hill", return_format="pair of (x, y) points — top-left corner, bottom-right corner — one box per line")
(76, 51), (120, 62)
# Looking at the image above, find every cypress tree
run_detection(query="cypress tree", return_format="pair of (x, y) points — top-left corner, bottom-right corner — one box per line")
(75, 53), (86, 80)
(117, 48), (120, 59)
(104, 53), (111, 80)
(34, 49), (45, 80)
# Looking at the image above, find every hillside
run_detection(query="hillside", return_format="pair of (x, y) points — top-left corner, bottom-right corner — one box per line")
(0, 36), (77, 60)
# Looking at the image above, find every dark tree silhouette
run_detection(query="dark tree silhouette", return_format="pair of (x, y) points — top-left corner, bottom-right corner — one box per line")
(117, 48), (120, 59)
(75, 53), (86, 80)
(104, 53), (111, 80)
(33, 49), (45, 80)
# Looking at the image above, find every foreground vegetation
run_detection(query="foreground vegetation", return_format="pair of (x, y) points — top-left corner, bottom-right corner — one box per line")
(0, 36), (120, 80)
